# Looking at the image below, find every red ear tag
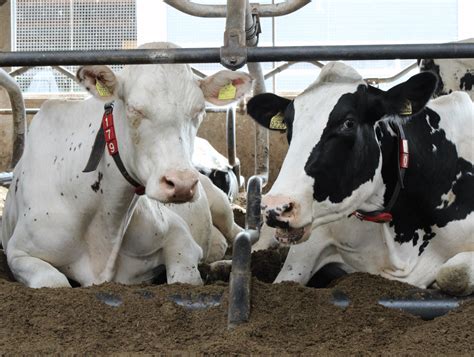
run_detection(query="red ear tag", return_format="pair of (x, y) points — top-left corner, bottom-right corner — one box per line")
(232, 78), (244, 85)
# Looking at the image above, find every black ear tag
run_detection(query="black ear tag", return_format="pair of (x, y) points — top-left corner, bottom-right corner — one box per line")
(83, 127), (106, 173)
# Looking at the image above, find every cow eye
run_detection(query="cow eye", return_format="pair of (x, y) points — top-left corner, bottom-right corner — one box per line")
(342, 119), (355, 130)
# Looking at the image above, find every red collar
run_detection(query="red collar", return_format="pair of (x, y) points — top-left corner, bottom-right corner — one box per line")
(83, 102), (145, 195)
(351, 121), (408, 223)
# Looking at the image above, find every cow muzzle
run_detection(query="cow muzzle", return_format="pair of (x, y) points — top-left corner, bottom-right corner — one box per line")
(158, 169), (199, 203)
(262, 195), (311, 245)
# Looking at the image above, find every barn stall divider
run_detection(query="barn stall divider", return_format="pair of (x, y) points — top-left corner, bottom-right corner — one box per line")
(1, 0), (474, 329)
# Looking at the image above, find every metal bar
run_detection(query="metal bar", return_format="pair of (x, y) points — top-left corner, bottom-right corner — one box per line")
(365, 62), (418, 85)
(332, 289), (474, 320)
(0, 69), (26, 169)
(227, 175), (262, 328)
(220, 0), (248, 69)
(2, 43), (474, 68)
(246, 175), (262, 233)
(227, 230), (253, 328)
(248, 62), (269, 184)
(226, 106), (240, 187)
(0, 107), (228, 115)
(52, 66), (77, 80)
(164, 0), (310, 18)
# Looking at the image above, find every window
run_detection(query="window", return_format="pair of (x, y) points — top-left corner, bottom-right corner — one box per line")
(12, 0), (473, 94)
(13, 0), (136, 93)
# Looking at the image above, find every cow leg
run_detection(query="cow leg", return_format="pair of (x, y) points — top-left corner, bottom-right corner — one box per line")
(436, 251), (474, 296)
(6, 246), (71, 288)
(199, 174), (242, 242)
(274, 227), (341, 285)
(163, 219), (204, 286)
(205, 225), (228, 263)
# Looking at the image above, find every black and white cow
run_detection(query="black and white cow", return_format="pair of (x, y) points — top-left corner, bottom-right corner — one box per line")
(418, 38), (474, 100)
(247, 62), (474, 296)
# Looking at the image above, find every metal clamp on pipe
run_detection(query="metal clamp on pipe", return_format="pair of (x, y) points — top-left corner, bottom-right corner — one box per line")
(221, 0), (248, 70)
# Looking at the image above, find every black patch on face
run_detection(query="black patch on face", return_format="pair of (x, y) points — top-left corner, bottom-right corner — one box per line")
(418, 59), (446, 96)
(91, 171), (103, 193)
(304, 85), (380, 203)
(378, 108), (474, 254)
(460, 72), (474, 91)
(266, 209), (290, 229)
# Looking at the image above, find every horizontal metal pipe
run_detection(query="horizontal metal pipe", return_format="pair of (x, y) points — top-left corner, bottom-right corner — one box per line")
(246, 43), (474, 63)
(164, 0), (310, 18)
(0, 107), (228, 115)
(2, 43), (474, 67)
(332, 289), (474, 320)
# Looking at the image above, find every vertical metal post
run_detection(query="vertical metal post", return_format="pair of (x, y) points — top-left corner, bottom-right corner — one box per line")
(228, 176), (262, 328)
(226, 105), (241, 187)
(247, 62), (269, 185)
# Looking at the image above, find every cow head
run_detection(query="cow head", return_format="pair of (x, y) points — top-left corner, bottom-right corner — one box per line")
(77, 42), (252, 203)
(248, 62), (436, 244)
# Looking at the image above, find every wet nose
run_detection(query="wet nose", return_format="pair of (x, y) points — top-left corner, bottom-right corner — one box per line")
(261, 195), (297, 228)
(160, 169), (199, 203)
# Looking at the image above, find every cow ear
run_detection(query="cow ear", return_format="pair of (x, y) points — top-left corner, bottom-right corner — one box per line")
(247, 93), (291, 131)
(76, 65), (120, 101)
(384, 72), (437, 117)
(199, 70), (253, 106)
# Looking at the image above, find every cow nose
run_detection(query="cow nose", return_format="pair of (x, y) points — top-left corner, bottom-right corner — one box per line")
(160, 169), (199, 203)
(261, 195), (297, 228)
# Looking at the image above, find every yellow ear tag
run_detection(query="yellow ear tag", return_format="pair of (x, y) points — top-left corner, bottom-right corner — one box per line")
(218, 83), (237, 100)
(96, 81), (111, 97)
(399, 100), (412, 116)
(269, 112), (287, 130)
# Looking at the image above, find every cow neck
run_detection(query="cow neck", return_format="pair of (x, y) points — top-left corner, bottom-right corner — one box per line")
(351, 120), (409, 223)
(83, 102), (145, 195)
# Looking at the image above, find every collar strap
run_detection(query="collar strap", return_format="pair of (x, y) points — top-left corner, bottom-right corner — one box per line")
(352, 120), (408, 223)
(83, 102), (145, 195)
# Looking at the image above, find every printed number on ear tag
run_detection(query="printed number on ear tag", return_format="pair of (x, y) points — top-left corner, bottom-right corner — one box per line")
(218, 83), (237, 100)
(269, 112), (287, 130)
(96, 81), (111, 97)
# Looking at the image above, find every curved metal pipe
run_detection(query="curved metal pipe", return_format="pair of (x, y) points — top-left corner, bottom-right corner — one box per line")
(365, 62), (418, 85)
(0, 69), (26, 168)
(164, 0), (311, 18)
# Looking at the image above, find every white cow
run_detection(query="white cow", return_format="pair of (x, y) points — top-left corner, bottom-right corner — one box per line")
(1, 42), (252, 288)
(248, 62), (474, 296)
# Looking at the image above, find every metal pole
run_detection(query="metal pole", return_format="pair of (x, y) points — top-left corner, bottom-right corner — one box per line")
(164, 0), (311, 18)
(228, 176), (262, 328)
(226, 105), (240, 187)
(248, 62), (269, 184)
(332, 289), (474, 320)
(3, 43), (474, 67)
(220, 0), (248, 69)
(0, 69), (25, 169)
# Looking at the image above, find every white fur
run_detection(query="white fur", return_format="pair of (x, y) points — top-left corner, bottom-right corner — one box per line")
(2, 42), (249, 288)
